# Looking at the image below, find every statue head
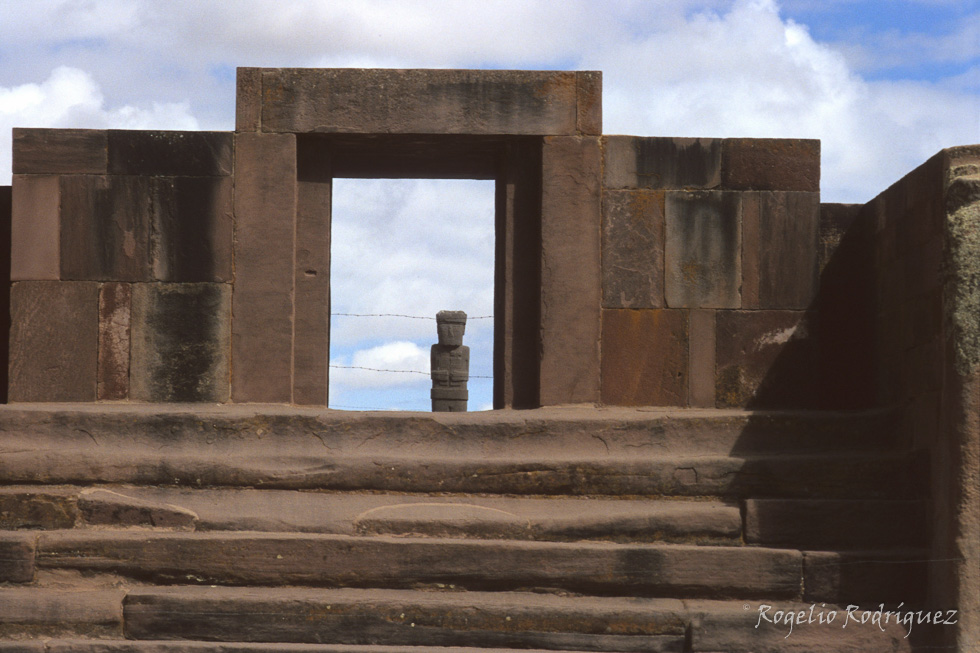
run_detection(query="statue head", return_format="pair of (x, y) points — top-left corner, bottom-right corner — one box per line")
(436, 310), (467, 347)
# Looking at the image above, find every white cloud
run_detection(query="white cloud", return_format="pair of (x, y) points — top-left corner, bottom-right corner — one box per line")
(331, 341), (431, 389)
(0, 66), (199, 183)
(330, 178), (495, 347)
(588, 0), (979, 201)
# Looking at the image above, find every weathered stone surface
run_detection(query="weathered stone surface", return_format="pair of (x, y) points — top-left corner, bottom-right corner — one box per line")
(103, 488), (736, 542)
(0, 489), (77, 529)
(10, 175), (60, 280)
(0, 404), (903, 457)
(294, 154), (331, 405)
(714, 310), (818, 408)
(41, 532), (801, 598)
(126, 588), (685, 649)
(78, 488), (198, 529)
(3, 449), (916, 498)
(575, 71), (602, 135)
(540, 136), (601, 405)
(803, 551), (929, 604)
(236, 68), (263, 132)
(258, 69), (586, 136)
(601, 309), (688, 406)
(60, 175), (152, 281)
(0, 533), (35, 582)
(688, 309), (716, 407)
(352, 498), (739, 544)
(687, 599), (914, 652)
(107, 131), (232, 176)
(601, 189), (664, 308)
(0, 642), (44, 652)
(12, 128), (107, 174)
(8, 281), (99, 402)
(232, 132), (296, 403)
(0, 589), (124, 638)
(745, 499), (927, 549)
(722, 138), (820, 192)
(664, 191), (741, 308)
(741, 191), (819, 309)
(149, 176), (234, 282)
(43, 643), (678, 653)
(603, 137), (721, 190)
(98, 282), (131, 400)
(130, 283), (231, 403)
(0, 185), (8, 402)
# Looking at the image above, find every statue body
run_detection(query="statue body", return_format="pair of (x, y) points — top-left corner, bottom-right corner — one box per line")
(431, 311), (469, 412)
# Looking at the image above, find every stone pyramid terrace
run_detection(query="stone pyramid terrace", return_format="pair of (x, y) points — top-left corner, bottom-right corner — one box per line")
(0, 68), (977, 652)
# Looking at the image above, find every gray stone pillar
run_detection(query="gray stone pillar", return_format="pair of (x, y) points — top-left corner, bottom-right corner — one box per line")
(431, 311), (469, 412)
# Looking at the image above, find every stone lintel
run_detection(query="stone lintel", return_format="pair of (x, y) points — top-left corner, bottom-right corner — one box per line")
(252, 68), (599, 135)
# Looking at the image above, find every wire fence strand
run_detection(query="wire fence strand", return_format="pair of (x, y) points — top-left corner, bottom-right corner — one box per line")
(331, 312), (493, 320)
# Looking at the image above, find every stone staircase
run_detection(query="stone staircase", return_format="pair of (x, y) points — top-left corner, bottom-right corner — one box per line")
(0, 405), (930, 651)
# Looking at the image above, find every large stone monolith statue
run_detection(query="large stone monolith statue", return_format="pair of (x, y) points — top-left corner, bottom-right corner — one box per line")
(431, 311), (469, 412)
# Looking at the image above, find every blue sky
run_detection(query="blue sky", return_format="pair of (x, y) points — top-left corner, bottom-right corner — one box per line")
(0, 0), (977, 410)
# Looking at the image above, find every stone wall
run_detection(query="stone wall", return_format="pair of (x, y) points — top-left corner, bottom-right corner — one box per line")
(8, 129), (233, 402)
(599, 136), (822, 408)
(812, 147), (980, 650)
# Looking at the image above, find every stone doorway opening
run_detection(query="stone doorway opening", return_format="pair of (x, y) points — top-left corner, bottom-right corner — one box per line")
(328, 178), (495, 411)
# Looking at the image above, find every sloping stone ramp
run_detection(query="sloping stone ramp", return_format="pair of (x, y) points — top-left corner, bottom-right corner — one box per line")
(0, 406), (929, 651)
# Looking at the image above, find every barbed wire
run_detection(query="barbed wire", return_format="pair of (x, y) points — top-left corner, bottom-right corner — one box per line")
(331, 312), (493, 320)
(330, 364), (492, 379)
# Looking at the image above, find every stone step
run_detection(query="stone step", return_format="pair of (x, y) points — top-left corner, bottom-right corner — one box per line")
(0, 404), (902, 458)
(124, 587), (688, 651)
(36, 531), (802, 599)
(687, 599), (917, 652)
(744, 499), (928, 549)
(118, 588), (915, 652)
(0, 451), (921, 499)
(0, 590), (922, 652)
(0, 589), (124, 640)
(1, 643), (655, 653)
(0, 486), (741, 544)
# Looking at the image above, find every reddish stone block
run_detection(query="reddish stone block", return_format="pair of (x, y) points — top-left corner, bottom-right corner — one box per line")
(722, 138), (820, 191)
(236, 67), (262, 131)
(688, 309), (716, 407)
(575, 71), (602, 135)
(259, 68), (581, 135)
(294, 165), (332, 405)
(664, 191), (741, 308)
(10, 175), (60, 280)
(603, 136), (721, 190)
(9, 281), (99, 402)
(232, 133), (297, 403)
(130, 283), (231, 403)
(12, 128), (107, 174)
(741, 191), (819, 309)
(601, 309), (688, 406)
(149, 176), (233, 282)
(107, 131), (232, 176)
(715, 310), (817, 409)
(59, 175), (152, 281)
(78, 489), (197, 529)
(540, 136), (601, 405)
(0, 489), (77, 529)
(601, 189), (664, 308)
(0, 533), (35, 583)
(98, 282), (131, 400)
